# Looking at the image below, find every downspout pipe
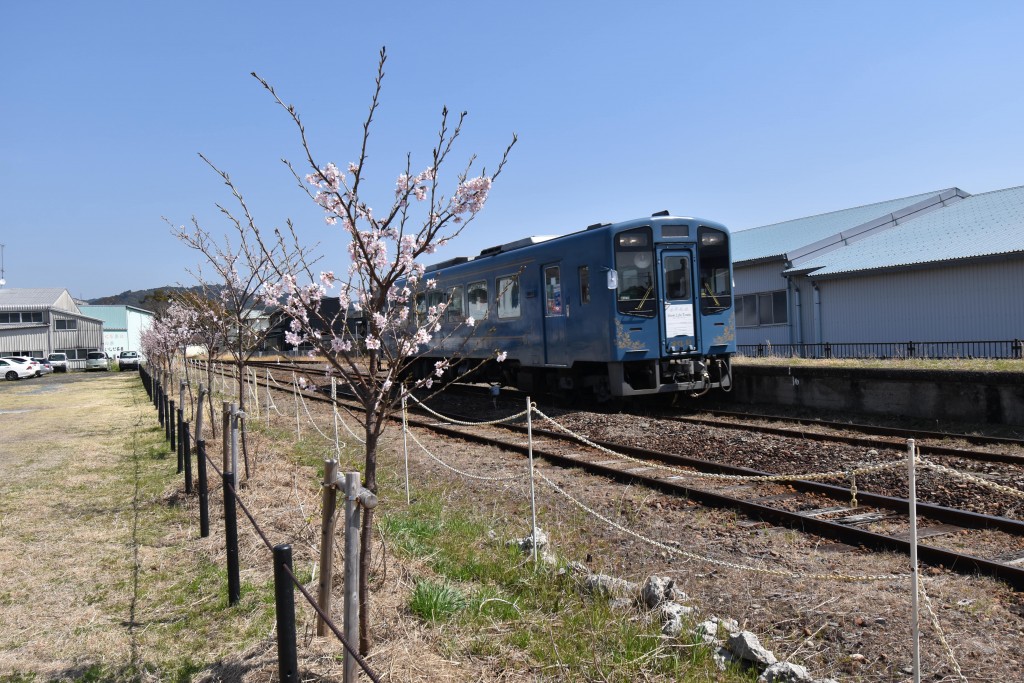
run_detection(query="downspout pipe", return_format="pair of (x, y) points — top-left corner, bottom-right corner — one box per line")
(812, 282), (822, 346)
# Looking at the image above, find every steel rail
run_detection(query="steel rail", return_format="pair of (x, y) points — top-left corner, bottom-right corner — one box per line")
(700, 408), (1024, 449)
(206, 361), (1024, 589)
(415, 417), (1024, 591)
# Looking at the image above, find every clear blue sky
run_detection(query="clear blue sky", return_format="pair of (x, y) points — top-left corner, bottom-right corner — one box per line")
(2, 1), (1022, 300)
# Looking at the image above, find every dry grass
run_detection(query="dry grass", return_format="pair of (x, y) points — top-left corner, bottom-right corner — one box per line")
(734, 355), (1024, 373)
(9, 369), (1023, 682)
(0, 374), (274, 681)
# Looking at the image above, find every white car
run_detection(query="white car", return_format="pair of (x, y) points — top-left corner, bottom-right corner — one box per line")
(85, 352), (109, 371)
(47, 352), (69, 372)
(0, 358), (35, 380)
(5, 356), (41, 377)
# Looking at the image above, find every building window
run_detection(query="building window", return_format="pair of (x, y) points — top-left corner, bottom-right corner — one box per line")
(496, 275), (520, 319)
(0, 311), (43, 324)
(737, 290), (787, 327)
(55, 319), (78, 330)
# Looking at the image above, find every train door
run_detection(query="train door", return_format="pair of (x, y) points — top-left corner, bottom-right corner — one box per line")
(542, 263), (569, 365)
(659, 250), (697, 353)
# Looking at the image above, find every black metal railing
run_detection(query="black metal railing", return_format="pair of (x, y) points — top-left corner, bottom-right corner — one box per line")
(737, 339), (1024, 360)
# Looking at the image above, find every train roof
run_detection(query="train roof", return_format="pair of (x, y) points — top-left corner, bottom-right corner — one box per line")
(423, 212), (726, 273)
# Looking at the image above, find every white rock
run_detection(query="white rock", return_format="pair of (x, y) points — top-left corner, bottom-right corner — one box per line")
(659, 602), (686, 637)
(641, 575), (676, 609)
(757, 661), (813, 683)
(726, 631), (778, 668)
(581, 573), (639, 599)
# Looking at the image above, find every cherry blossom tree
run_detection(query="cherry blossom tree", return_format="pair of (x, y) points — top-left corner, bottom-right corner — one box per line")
(196, 48), (515, 653)
(140, 300), (196, 389)
(168, 206), (300, 478)
(173, 287), (231, 438)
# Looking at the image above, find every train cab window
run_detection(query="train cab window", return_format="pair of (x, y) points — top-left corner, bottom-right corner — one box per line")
(615, 227), (656, 317)
(467, 281), (488, 320)
(578, 266), (590, 304)
(664, 256), (691, 300)
(697, 227), (732, 314)
(447, 285), (465, 321)
(496, 275), (521, 319)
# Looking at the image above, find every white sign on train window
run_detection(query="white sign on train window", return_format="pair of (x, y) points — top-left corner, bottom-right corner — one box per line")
(664, 302), (694, 337)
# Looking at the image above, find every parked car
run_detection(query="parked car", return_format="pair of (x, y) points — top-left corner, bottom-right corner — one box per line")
(47, 352), (69, 372)
(0, 358), (36, 380)
(117, 350), (143, 371)
(31, 357), (54, 375)
(5, 356), (41, 377)
(85, 351), (109, 371)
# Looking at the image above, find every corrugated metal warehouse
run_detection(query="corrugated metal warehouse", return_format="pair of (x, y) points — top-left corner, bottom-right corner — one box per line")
(80, 304), (155, 355)
(0, 288), (105, 368)
(731, 185), (1024, 354)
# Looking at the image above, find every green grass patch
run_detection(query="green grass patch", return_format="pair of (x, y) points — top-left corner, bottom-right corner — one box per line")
(410, 579), (466, 621)
(377, 480), (757, 682)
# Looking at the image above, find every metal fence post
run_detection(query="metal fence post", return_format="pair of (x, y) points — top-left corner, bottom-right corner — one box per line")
(157, 382), (164, 424)
(317, 460), (339, 637)
(197, 440), (210, 538)
(230, 403), (240, 489)
(222, 401), (231, 474)
(223, 470), (241, 605)
(175, 406), (183, 473)
(169, 400), (177, 449)
(344, 472), (362, 683)
(183, 422), (193, 495)
(196, 383), (206, 444)
(273, 544), (299, 683)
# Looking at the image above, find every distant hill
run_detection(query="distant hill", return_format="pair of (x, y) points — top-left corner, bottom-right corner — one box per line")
(86, 285), (221, 312)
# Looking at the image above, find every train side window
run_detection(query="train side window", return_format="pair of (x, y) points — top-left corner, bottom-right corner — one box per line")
(415, 292), (426, 319)
(578, 266), (590, 304)
(544, 266), (563, 316)
(447, 285), (465, 321)
(496, 275), (520, 319)
(467, 281), (488, 320)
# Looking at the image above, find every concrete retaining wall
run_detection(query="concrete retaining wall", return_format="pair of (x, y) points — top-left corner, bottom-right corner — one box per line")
(724, 365), (1024, 426)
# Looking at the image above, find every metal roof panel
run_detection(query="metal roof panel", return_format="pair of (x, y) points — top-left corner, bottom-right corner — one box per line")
(791, 185), (1024, 277)
(731, 190), (948, 264)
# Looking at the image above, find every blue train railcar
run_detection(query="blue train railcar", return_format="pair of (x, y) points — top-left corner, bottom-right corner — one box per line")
(410, 211), (735, 399)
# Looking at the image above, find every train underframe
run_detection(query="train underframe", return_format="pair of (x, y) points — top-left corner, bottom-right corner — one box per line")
(410, 355), (733, 401)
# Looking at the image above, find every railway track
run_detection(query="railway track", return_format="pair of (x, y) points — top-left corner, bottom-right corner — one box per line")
(200, 359), (1024, 589)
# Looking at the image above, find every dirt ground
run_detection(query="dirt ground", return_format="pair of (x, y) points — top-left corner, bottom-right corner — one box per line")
(3, 372), (1024, 682)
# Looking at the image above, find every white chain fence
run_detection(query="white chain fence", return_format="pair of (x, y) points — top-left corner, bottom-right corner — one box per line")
(406, 428), (529, 482)
(408, 393), (534, 426)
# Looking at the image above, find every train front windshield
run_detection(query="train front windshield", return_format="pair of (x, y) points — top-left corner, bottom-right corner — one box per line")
(697, 227), (731, 314)
(615, 228), (657, 317)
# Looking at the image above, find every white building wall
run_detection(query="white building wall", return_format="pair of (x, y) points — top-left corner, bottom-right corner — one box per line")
(125, 308), (153, 351)
(734, 259), (792, 346)
(813, 257), (1024, 342)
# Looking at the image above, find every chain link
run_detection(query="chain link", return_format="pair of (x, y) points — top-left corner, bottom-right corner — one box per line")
(535, 468), (907, 582)
(919, 457), (1024, 499)
(919, 579), (968, 681)
(407, 428), (529, 482)
(532, 407), (906, 486)
(408, 393), (534, 426)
